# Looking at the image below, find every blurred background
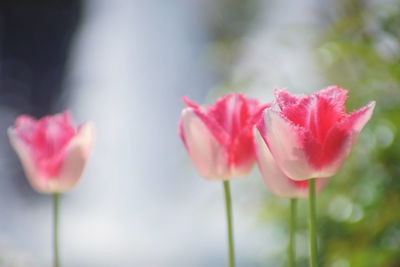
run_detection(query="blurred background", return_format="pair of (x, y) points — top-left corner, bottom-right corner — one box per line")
(0, 0), (398, 266)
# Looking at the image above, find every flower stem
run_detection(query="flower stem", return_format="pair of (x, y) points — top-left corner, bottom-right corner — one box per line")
(288, 198), (297, 267)
(223, 180), (235, 267)
(308, 179), (317, 267)
(53, 193), (60, 267)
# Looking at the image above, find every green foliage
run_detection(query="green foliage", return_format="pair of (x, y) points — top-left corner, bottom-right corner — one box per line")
(255, 1), (400, 266)
(313, 1), (400, 266)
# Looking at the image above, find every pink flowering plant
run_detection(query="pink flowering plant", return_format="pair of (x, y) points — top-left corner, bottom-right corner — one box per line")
(255, 86), (374, 267)
(179, 93), (268, 267)
(8, 110), (94, 267)
(179, 87), (374, 267)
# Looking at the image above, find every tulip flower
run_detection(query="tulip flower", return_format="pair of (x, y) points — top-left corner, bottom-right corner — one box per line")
(8, 110), (94, 267)
(257, 86), (375, 181)
(179, 94), (267, 180)
(8, 110), (94, 193)
(179, 94), (267, 267)
(255, 86), (375, 267)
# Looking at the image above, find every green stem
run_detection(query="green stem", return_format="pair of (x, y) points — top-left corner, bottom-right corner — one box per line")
(288, 198), (297, 267)
(53, 193), (60, 267)
(308, 179), (317, 267)
(223, 180), (235, 267)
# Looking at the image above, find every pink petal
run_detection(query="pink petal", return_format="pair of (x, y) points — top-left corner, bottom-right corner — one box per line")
(311, 86), (348, 140)
(191, 108), (230, 148)
(180, 108), (230, 179)
(258, 108), (321, 180)
(254, 129), (328, 198)
(275, 87), (347, 142)
(9, 127), (46, 193)
(274, 89), (312, 129)
(53, 122), (95, 193)
(14, 111), (77, 177)
(316, 101), (375, 177)
(340, 101), (376, 134)
(228, 128), (255, 177)
(275, 88), (303, 107)
(207, 94), (245, 138)
(254, 128), (308, 198)
(14, 115), (37, 143)
(178, 119), (188, 150)
(182, 96), (200, 109)
(316, 85), (348, 113)
(181, 97), (231, 148)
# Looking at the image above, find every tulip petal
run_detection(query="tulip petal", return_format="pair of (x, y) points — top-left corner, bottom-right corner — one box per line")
(254, 128), (308, 198)
(274, 88), (302, 108)
(229, 128), (255, 177)
(54, 122), (95, 193)
(274, 89), (309, 127)
(254, 129), (329, 198)
(340, 101), (376, 134)
(182, 96), (200, 109)
(317, 85), (348, 113)
(258, 108), (322, 180)
(181, 97), (231, 148)
(208, 94), (245, 138)
(8, 127), (48, 193)
(317, 101), (375, 177)
(180, 108), (230, 179)
(275, 87), (347, 142)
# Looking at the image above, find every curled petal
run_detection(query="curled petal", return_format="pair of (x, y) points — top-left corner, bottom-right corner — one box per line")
(317, 101), (376, 177)
(340, 101), (376, 135)
(182, 96), (200, 109)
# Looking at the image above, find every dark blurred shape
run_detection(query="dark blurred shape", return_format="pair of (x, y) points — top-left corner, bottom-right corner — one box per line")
(0, 1), (82, 198)
(0, 0), (82, 117)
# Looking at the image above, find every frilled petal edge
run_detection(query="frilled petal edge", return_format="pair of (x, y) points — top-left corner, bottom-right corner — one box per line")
(254, 126), (329, 197)
(258, 108), (322, 180)
(316, 101), (375, 177)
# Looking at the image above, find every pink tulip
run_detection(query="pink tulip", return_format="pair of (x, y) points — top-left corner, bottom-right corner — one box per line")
(8, 111), (94, 193)
(179, 94), (268, 180)
(254, 129), (329, 198)
(256, 86), (375, 181)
